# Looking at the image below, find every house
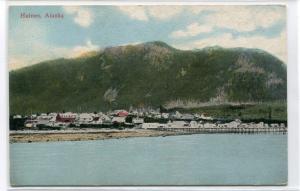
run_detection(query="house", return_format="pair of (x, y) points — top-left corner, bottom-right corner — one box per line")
(114, 110), (129, 117)
(161, 113), (169, 119)
(90, 118), (103, 125)
(204, 123), (216, 128)
(280, 123), (285, 128)
(37, 114), (54, 126)
(153, 114), (162, 119)
(217, 123), (228, 128)
(30, 114), (37, 119)
(169, 121), (189, 128)
(133, 118), (144, 124)
(99, 113), (112, 124)
(48, 113), (57, 119)
(189, 121), (198, 128)
(256, 122), (264, 128)
(170, 111), (182, 119)
(227, 119), (241, 128)
(199, 114), (213, 120)
(13, 115), (22, 119)
(49, 122), (69, 128)
(24, 119), (38, 128)
(181, 114), (195, 120)
(194, 114), (201, 119)
(270, 123), (279, 128)
(131, 110), (139, 116)
(112, 116), (126, 124)
(239, 123), (249, 128)
(77, 113), (93, 125)
(56, 112), (77, 123)
(142, 123), (160, 129)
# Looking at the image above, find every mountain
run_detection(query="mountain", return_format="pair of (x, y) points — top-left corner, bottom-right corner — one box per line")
(9, 41), (287, 114)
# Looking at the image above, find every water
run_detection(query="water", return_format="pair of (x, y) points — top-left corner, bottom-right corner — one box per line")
(10, 134), (287, 186)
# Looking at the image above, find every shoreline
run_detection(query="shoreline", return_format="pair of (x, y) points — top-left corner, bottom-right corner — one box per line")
(9, 129), (190, 143)
(9, 128), (287, 143)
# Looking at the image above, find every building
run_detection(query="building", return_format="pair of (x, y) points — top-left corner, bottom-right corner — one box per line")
(56, 112), (77, 123)
(161, 113), (169, 119)
(112, 116), (126, 123)
(133, 118), (144, 124)
(142, 123), (160, 129)
(199, 114), (213, 120)
(169, 121), (189, 128)
(37, 113), (54, 126)
(115, 110), (129, 117)
(77, 113), (93, 125)
(181, 114), (195, 120)
(170, 111), (182, 119)
(24, 119), (38, 128)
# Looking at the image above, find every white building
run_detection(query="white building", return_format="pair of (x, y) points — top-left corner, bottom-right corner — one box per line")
(142, 123), (160, 129)
(59, 112), (77, 119)
(189, 121), (199, 128)
(133, 118), (144, 124)
(204, 123), (216, 128)
(169, 121), (189, 128)
(227, 119), (241, 128)
(112, 116), (126, 123)
(13, 115), (22, 119)
(171, 111), (182, 119)
(256, 122), (264, 128)
(77, 113), (94, 125)
(199, 114), (213, 120)
(24, 120), (38, 128)
(161, 113), (169, 119)
(181, 114), (194, 120)
(37, 113), (54, 126)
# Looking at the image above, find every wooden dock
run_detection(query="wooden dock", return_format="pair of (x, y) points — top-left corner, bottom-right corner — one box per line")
(148, 127), (287, 134)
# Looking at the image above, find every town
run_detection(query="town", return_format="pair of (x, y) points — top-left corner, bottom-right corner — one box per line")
(10, 108), (287, 133)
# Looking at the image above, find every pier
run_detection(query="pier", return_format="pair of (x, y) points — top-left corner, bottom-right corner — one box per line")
(148, 127), (287, 134)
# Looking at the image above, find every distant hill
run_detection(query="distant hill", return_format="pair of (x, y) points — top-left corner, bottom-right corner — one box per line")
(9, 41), (287, 114)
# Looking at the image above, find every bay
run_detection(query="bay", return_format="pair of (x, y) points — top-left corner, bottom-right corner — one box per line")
(10, 134), (287, 186)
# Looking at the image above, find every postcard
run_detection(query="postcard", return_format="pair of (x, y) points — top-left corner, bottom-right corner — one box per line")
(8, 5), (287, 186)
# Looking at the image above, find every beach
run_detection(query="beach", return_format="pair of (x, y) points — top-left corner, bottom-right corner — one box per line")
(9, 129), (187, 143)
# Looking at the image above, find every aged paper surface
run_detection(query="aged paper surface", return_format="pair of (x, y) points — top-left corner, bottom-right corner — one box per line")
(8, 5), (287, 186)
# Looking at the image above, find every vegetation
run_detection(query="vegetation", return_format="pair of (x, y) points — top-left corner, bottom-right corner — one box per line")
(10, 41), (287, 120)
(175, 102), (287, 122)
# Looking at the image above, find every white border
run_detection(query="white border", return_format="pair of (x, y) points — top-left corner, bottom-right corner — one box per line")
(0, 0), (8, 191)
(1, 1), (299, 191)
(5, 0), (294, 5)
(287, 0), (300, 190)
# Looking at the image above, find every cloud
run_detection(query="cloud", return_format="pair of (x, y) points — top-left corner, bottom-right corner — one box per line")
(170, 6), (285, 40)
(117, 6), (183, 21)
(9, 42), (69, 70)
(173, 30), (287, 63)
(68, 40), (100, 58)
(118, 6), (148, 21)
(9, 40), (100, 70)
(117, 5), (285, 33)
(169, 6), (286, 61)
(171, 22), (213, 38)
(147, 6), (183, 20)
(190, 6), (285, 32)
(9, 57), (26, 71)
(63, 6), (93, 27)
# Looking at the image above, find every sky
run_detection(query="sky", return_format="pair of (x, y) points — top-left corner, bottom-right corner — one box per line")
(8, 5), (286, 70)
